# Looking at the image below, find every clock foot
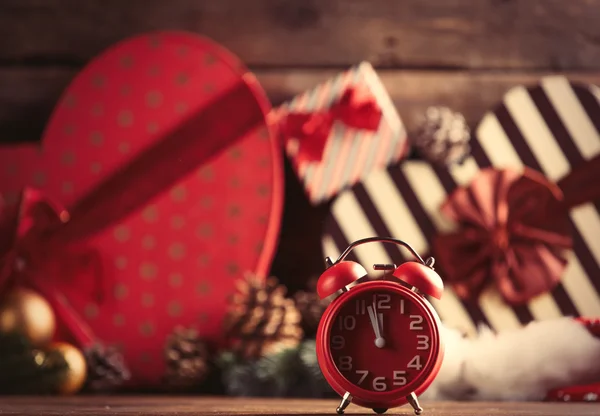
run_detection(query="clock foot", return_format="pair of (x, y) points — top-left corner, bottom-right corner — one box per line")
(406, 392), (423, 415)
(372, 408), (387, 414)
(336, 392), (352, 414)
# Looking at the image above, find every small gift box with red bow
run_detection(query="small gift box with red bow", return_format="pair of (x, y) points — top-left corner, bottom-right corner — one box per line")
(321, 75), (600, 337)
(273, 62), (409, 205)
(0, 31), (283, 388)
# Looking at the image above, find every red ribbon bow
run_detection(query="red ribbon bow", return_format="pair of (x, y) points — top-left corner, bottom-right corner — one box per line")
(0, 188), (68, 292)
(278, 87), (383, 164)
(0, 188), (104, 346)
(432, 155), (600, 305)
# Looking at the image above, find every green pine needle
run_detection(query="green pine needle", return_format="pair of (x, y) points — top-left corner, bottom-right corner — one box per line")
(217, 340), (334, 397)
(0, 332), (68, 394)
(0, 331), (31, 355)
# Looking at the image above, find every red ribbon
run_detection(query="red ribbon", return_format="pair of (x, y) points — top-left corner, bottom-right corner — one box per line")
(0, 76), (267, 350)
(0, 189), (103, 346)
(432, 155), (600, 305)
(278, 87), (383, 164)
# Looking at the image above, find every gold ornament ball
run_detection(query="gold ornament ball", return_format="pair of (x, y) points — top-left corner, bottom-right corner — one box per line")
(0, 287), (56, 346)
(49, 342), (87, 395)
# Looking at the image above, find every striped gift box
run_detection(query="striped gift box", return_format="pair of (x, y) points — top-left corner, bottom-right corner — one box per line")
(322, 76), (600, 336)
(275, 62), (408, 205)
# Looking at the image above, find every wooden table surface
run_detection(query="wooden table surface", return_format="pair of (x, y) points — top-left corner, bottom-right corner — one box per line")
(0, 397), (597, 416)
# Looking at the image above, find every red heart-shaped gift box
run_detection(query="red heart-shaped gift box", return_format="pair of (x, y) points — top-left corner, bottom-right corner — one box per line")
(0, 31), (283, 386)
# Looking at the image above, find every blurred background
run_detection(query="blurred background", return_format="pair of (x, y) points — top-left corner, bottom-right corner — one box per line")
(0, 0), (599, 401)
(2, 0), (600, 288)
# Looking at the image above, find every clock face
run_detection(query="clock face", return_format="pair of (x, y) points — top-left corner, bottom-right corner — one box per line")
(329, 288), (435, 394)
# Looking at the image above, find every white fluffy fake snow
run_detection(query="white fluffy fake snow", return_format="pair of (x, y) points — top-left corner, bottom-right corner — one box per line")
(422, 318), (600, 401)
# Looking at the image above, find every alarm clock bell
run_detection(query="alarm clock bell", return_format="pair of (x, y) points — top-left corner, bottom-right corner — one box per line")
(317, 260), (368, 299)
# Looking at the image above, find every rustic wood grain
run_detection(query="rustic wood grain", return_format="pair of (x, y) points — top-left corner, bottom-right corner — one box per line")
(258, 69), (600, 133)
(0, 397), (597, 416)
(2, 0), (600, 69)
(2, 67), (600, 143)
(2, 67), (600, 289)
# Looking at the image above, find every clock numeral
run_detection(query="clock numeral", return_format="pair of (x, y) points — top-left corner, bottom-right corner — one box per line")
(373, 376), (387, 391)
(331, 335), (345, 350)
(417, 335), (430, 350)
(393, 370), (407, 386)
(375, 293), (391, 309)
(407, 355), (423, 370)
(356, 294), (391, 314)
(355, 300), (366, 315)
(399, 299), (405, 314)
(355, 370), (368, 385)
(338, 356), (352, 371)
(338, 315), (356, 331)
(409, 314), (424, 330)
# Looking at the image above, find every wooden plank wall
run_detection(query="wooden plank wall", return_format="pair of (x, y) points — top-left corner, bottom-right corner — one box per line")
(2, 0), (600, 288)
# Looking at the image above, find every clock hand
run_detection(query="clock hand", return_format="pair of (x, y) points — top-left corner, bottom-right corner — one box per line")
(367, 305), (379, 337)
(367, 304), (386, 348)
(372, 303), (386, 348)
(372, 304), (386, 348)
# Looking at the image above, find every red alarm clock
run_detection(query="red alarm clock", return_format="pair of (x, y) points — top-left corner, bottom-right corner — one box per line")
(316, 237), (445, 415)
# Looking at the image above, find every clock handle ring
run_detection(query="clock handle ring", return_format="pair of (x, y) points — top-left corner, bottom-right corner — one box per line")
(334, 237), (433, 267)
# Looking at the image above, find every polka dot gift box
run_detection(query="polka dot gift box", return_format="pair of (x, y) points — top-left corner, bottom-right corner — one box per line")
(0, 32), (283, 387)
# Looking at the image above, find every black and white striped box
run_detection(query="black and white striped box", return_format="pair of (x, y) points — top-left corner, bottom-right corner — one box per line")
(322, 76), (600, 335)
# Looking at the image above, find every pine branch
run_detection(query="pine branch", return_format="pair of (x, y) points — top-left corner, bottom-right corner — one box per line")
(218, 340), (336, 398)
(0, 344), (67, 394)
(0, 332), (30, 355)
(1, 366), (67, 395)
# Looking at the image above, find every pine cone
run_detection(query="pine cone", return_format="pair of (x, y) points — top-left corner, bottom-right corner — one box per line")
(163, 326), (210, 389)
(224, 274), (303, 360)
(412, 106), (471, 166)
(294, 290), (330, 337)
(84, 344), (130, 392)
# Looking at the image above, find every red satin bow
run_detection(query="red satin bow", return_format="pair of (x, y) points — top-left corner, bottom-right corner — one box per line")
(0, 188), (104, 347)
(432, 168), (573, 305)
(433, 153), (600, 305)
(278, 87), (383, 164)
